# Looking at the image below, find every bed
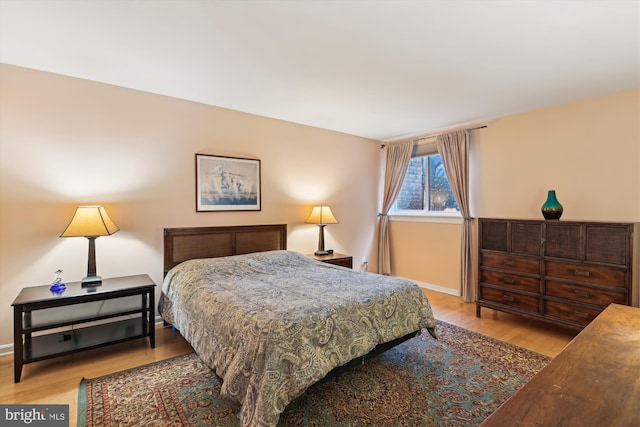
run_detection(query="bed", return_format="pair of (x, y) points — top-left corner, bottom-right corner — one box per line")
(159, 224), (437, 427)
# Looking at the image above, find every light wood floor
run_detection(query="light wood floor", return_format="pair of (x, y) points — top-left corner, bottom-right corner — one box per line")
(0, 290), (578, 426)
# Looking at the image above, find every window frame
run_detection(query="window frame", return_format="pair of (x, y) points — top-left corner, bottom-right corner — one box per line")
(390, 140), (462, 223)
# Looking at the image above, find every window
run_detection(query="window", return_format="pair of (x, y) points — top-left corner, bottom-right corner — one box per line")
(393, 151), (459, 214)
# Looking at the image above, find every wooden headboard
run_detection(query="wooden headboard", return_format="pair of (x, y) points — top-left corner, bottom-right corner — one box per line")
(163, 224), (287, 276)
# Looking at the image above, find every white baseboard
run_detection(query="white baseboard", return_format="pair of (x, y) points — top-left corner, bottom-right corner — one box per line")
(0, 343), (13, 357)
(405, 278), (461, 297)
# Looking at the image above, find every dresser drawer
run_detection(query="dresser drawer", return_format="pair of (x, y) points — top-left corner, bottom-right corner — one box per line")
(481, 252), (540, 275)
(324, 257), (353, 268)
(545, 261), (626, 287)
(546, 280), (627, 306)
(544, 300), (603, 325)
(480, 270), (540, 294)
(480, 286), (539, 313)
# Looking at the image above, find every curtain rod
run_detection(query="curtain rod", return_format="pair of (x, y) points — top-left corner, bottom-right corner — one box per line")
(380, 125), (487, 149)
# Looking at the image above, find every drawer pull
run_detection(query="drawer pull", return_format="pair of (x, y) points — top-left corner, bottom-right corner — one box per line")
(502, 277), (515, 284)
(574, 269), (591, 277)
(574, 311), (590, 319)
(502, 259), (516, 266)
(502, 294), (515, 302)
(574, 289), (590, 298)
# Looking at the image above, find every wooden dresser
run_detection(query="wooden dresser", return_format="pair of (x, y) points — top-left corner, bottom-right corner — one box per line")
(477, 218), (634, 329)
(479, 303), (640, 426)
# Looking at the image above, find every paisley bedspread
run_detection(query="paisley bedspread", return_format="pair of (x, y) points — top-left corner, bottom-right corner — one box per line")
(159, 250), (437, 427)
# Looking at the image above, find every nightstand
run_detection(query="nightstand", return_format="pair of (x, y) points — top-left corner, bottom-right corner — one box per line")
(12, 274), (156, 382)
(308, 253), (353, 268)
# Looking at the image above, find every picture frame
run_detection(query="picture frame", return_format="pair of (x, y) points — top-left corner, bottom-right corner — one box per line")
(195, 154), (261, 212)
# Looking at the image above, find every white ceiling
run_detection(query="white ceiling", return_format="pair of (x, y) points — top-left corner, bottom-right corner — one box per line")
(1, 0), (638, 141)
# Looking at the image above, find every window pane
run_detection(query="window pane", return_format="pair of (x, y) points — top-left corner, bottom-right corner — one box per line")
(396, 157), (425, 210)
(428, 155), (459, 212)
(393, 154), (459, 213)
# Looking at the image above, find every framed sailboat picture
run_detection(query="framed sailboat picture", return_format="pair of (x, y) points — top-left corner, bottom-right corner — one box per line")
(195, 154), (261, 211)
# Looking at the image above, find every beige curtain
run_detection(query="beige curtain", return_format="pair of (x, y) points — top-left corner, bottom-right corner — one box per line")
(436, 130), (475, 302)
(377, 140), (413, 275)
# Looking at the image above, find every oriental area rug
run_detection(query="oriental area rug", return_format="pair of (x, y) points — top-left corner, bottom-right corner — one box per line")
(78, 321), (549, 426)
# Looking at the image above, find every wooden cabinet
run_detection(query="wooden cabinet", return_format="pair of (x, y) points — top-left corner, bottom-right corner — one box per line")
(479, 304), (640, 427)
(477, 219), (633, 330)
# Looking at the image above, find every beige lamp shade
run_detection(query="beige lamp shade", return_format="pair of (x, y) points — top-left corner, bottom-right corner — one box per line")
(304, 205), (339, 225)
(60, 206), (119, 286)
(305, 205), (338, 256)
(60, 206), (120, 237)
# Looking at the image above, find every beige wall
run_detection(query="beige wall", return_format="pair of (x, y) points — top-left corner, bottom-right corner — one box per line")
(389, 220), (462, 294)
(0, 64), (381, 348)
(390, 88), (640, 297)
(473, 88), (640, 221)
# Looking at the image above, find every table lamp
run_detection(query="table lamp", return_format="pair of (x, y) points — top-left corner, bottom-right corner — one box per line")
(60, 206), (119, 286)
(304, 205), (338, 256)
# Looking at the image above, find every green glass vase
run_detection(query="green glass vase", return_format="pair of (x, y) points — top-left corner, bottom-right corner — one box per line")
(541, 190), (563, 220)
